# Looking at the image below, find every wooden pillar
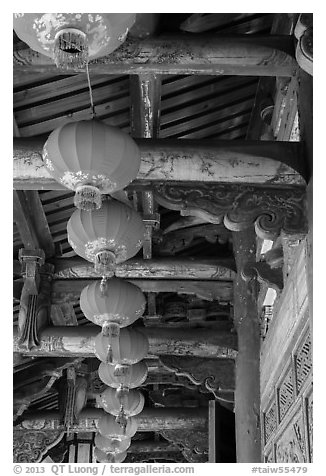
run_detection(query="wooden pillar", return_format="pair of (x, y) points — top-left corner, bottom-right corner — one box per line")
(16, 407), (208, 432)
(232, 228), (261, 462)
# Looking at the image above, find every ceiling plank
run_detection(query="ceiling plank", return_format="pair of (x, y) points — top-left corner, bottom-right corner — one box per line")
(13, 35), (296, 77)
(13, 137), (306, 190)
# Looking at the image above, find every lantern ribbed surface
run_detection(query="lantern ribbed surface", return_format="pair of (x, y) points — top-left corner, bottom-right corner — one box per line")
(80, 278), (146, 328)
(42, 121), (141, 199)
(98, 413), (138, 439)
(67, 199), (145, 271)
(99, 387), (145, 418)
(14, 14), (136, 69)
(94, 447), (127, 463)
(98, 362), (148, 388)
(94, 328), (149, 364)
(94, 434), (131, 454)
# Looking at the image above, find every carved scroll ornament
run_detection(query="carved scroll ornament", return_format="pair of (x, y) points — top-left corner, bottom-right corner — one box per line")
(153, 182), (307, 240)
(13, 430), (64, 463)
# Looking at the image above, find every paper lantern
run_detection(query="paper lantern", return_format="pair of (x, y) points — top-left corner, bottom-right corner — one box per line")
(98, 413), (138, 439)
(80, 278), (145, 330)
(94, 447), (127, 463)
(98, 362), (148, 389)
(94, 434), (131, 454)
(14, 13), (136, 69)
(67, 199), (145, 276)
(94, 328), (149, 364)
(99, 387), (145, 420)
(43, 120), (141, 210)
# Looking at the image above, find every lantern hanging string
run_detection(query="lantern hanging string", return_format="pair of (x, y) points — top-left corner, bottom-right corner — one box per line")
(86, 62), (96, 119)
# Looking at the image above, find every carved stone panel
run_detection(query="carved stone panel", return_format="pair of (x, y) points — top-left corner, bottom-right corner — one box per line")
(277, 366), (295, 422)
(264, 399), (277, 445)
(275, 410), (307, 463)
(294, 331), (312, 394)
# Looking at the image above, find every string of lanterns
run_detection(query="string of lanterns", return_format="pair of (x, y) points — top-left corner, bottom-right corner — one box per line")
(41, 89), (149, 466)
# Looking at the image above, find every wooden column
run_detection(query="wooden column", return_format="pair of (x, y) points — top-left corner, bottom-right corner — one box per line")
(13, 35), (296, 76)
(232, 228), (261, 462)
(16, 407), (208, 432)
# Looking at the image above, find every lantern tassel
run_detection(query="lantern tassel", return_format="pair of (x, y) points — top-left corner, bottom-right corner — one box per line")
(95, 250), (116, 277)
(116, 408), (128, 432)
(53, 28), (88, 70)
(102, 322), (120, 364)
(74, 185), (102, 211)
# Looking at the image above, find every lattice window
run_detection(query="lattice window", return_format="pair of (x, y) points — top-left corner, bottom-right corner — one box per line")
(264, 401), (277, 443)
(295, 332), (312, 393)
(278, 368), (294, 422)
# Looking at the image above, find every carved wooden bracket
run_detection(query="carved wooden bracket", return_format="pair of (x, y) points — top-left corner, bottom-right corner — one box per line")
(241, 261), (284, 292)
(18, 248), (45, 295)
(152, 182), (307, 240)
(294, 14), (313, 76)
(13, 429), (64, 463)
(159, 355), (235, 405)
(160, 429), (208, 463)
(18, 262), (54, 350)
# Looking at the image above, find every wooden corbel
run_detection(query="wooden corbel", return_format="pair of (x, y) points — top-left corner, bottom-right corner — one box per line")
(241, 260), (283, 293)
(18, 248), (45, 295)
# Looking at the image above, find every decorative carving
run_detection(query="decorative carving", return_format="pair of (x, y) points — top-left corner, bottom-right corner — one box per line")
(275, 411), (307, 463)
(277, 367), (295, 422)
(306, 392), (313, 462)
(241, 261), (283, 292)
(159, 355), (235, 405)
(263, 400), (277, 444)
(294, 14), (313, 76)
(13, 430), (64, 463)
(153, 182), (307, 240)
(18, 262), (54, 350)
(160, 429), (208, 463)
(264, 447), (274, 463)
(126, 452), (186, 463)
(295, 331), (312, 394)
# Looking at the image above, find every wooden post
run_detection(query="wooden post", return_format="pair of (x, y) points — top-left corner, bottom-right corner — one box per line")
(232, 228), (261, 462)
(13, 325), (237, 359)
(13, 137), (306, 190)
(16, 407), (208, 432)
(13, 35), (296, 77)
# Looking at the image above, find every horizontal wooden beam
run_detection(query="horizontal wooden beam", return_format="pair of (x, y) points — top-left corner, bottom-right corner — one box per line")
(50, 279), (233, 303)
(13, 326), (237, 359)
(52, 257), (236, 280)
(13, 34), (296, 77)
(13, 137), (306, 190)
(16, 407), (208, 432)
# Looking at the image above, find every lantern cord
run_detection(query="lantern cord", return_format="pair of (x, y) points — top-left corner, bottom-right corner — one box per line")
(86, 62), (96, 119)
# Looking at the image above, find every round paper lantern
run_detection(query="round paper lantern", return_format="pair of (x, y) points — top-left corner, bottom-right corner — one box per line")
(80, 278), (146, 330)
(94, 447), (127, 463)
(94, 434), (131, 454)
(94, 328), (149, 364)
(14, 14), (136, 69)
(98, 362), (148, 388)
(98, 413), (138, 439)
(67, 199), (145, 276)
(43, 120), (141, 210)
(99, 387), (145, 420)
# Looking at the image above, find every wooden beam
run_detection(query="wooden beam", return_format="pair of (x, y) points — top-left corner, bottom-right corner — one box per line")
(50, 278), (233, 303)
(52, 257), (236, 280)
(13, 326), (237, 359)
(13, 190), (55, 257)
(16, 407), (208, 432)
(13, 137), (306, 190)
(13, 35), (296, 77)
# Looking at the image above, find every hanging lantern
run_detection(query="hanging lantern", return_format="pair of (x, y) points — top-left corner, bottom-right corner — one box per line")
(98, 361), (148, 389)
(94, 433), (131, 454)
(67, 199), (145, 276)
(80, 278), (146, 329)
(13, 14), (136, 69)
(99, 387), (145, 420)
(98, 413), (138, 439)
(94, 328), (149, 364)
(94, 447), (127, 463)
(43, 120), (141, 210)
